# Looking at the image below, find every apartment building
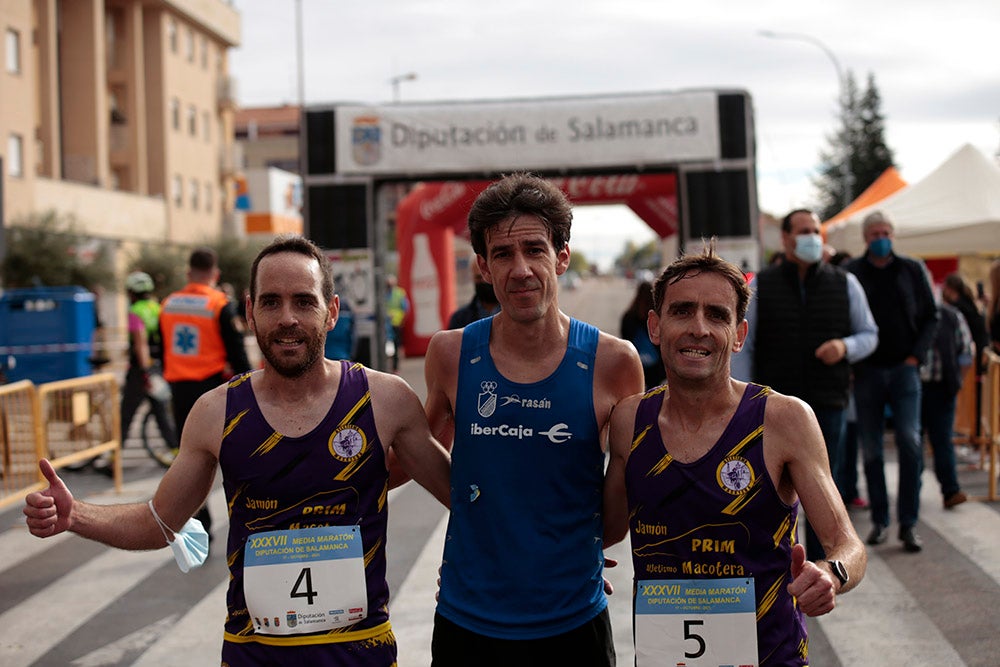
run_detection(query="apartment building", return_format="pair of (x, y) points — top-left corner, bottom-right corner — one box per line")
(0, 0), (241, 248)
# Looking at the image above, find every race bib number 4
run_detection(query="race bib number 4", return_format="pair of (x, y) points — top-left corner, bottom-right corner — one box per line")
(243, 526), (367, 635)
(635, 577), (758, 667)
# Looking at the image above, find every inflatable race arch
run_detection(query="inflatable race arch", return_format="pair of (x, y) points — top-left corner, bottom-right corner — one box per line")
(302, 90), (757, 361)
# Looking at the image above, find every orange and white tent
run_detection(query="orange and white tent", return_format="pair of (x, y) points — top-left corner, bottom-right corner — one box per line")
(821, 166), (907, 231)
(825, 144), (1000, 257)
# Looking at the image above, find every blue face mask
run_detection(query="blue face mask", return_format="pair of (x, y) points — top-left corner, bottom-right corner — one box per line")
(868, 237), (893, 258)
(148, 500), (209, 573)
(793, 234), (824, 264)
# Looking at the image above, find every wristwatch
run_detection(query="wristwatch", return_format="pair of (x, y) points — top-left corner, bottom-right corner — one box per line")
(826, 559), (849, 587)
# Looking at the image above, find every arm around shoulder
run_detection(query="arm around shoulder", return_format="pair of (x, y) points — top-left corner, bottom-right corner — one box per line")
(603, 392), (642, 547)
(369, 370), (451, 508)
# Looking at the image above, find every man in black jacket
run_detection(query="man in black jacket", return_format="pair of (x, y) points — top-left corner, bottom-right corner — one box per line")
(733, 209), (878, 560)
(846, 211), (939, 553)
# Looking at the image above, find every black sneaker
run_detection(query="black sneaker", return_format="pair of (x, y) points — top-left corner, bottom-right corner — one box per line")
(867, 524), (888, 545)
(899, 526), (923, 553)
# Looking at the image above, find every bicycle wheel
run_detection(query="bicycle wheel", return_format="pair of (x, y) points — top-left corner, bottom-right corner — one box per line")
(141, 407), (178, 468)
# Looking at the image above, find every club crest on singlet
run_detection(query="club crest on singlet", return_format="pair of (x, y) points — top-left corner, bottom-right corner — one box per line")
(328, 425), (367, 462)
(477, 381), (498, 418)
(717, 456), (754, 494)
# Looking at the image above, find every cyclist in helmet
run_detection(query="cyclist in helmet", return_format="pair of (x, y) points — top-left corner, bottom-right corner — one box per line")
(116, 271), (176, 466)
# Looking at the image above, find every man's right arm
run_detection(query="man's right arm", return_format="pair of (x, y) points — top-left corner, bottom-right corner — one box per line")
(423, 331), (461, 450)
(603, 394), (639, 547)
(24, 386), (225, 549)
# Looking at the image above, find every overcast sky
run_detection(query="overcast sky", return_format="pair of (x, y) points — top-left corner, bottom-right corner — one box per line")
(230, 0), (999, 264)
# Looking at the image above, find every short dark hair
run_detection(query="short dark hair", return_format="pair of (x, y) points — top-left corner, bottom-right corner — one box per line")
(652, 239), (751, 322)
(189, 247), (218, 272)
(781, 208), (815, 233)
(467, 173), (572, 257)
(249, 234), (334, 304)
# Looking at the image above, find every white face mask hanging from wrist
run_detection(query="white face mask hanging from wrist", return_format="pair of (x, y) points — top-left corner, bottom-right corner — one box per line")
(147, 500), (209, 573)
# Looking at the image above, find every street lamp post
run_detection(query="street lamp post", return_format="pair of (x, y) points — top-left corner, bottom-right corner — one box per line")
(390, 72), (418, 103)
(759, 30), (852, 211)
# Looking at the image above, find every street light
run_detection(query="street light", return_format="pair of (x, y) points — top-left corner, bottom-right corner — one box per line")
(759, 30), (853, 210)
(390, 72), (418, 103)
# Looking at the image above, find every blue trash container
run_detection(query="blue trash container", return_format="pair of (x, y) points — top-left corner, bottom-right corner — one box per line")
(0, 286), (97, 383)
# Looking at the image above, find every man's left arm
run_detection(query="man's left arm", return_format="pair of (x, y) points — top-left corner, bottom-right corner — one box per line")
(908, 259), (940, 364)
(771, 396), (867, 614)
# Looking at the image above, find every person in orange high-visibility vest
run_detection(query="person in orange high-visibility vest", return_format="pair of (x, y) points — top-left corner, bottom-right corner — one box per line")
(160, 247), (251, 539)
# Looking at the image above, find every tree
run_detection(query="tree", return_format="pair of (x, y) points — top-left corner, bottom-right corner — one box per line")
(814, 71), (896, 221)
(1, 211), (117, 291)
(614, 239), (661, 275)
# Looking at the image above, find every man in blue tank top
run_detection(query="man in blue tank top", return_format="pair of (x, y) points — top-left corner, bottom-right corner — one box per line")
(424, 174), (644, 665)
(604, 245), (867, 666)
(24, 235), (452, 666)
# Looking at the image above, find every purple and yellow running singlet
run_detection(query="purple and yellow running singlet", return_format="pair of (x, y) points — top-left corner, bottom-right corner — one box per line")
(218, 362), (396, 666)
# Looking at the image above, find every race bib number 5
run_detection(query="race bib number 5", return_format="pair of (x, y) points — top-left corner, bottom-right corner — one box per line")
(635, 577), (758, 667)
(243, 526), (367, 635)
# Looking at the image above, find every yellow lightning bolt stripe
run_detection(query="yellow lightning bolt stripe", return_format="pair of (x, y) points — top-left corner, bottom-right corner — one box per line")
(757, 573), (786, 621)
(228, 372), (252, 388)
(222, 409), (250, 440)
(334, 451), (372, 482)
(647, 453), (674, 477)
(378, 481), (388, 512)
(251, 431), (284, 457)
(721, 484), (761, 515)
(337, 388), (371, 428)
(227, 482), (247, 515)
(365, 536), (383, 568)
(631, 424), (653, 453)
(724, 424), (764, 459)
(772, 514), (792, 548)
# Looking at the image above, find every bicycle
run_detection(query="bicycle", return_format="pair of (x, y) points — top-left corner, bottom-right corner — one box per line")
(139, 399), (178, 468)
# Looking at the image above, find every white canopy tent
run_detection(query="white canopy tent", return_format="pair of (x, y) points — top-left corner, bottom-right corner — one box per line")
(825, 143), (1000, 257)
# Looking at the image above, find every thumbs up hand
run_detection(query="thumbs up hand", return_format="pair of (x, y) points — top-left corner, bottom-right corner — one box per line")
(23, 459), (75, 538)
(786, 543), (837, 617)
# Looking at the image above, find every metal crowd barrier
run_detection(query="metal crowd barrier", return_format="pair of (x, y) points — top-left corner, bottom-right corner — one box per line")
(0, 373), (122, 511)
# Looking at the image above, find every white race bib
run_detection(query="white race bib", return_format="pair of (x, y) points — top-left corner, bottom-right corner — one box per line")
(635, 577), (758, 667)
(243, 525), (367, 635)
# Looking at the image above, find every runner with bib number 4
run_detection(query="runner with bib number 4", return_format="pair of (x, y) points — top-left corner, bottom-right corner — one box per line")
(24, 235), (451, 666)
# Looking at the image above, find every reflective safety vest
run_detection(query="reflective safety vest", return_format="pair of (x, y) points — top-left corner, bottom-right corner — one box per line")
(160, 283), (229, 382)
(130, 298), (162, 359)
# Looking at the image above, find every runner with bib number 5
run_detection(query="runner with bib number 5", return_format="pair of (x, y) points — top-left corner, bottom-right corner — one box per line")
(603, 244), (867, 666)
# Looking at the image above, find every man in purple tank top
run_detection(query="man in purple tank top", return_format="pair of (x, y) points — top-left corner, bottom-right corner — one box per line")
(24, 235), (451, 666)
(603, 244), (866, 666)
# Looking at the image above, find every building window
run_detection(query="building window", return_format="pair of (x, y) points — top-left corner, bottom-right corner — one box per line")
(201, 36), (208, 69)
(187, 105), (196, 136)
(202, 111), (211, 141)
(185, 27), (194, 62)
(190, 179), (200, 209)
(172, 174), (183, 207)
(6, 28), (20, 74)
(171, 98), (180, 130)
(168, 18), (177, 53)
(7, 133), (24, 177)
(205, 181), (213, 211)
